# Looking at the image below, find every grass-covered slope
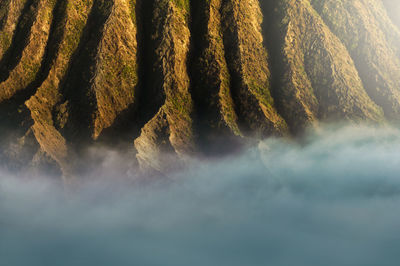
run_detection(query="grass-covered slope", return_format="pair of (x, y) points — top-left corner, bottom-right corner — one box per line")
(0, 0), (399, 177)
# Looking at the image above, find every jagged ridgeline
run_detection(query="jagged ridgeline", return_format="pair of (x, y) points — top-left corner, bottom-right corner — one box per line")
(0, 0), (399, 176)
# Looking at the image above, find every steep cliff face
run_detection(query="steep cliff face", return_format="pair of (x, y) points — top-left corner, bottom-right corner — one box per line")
(134, 0), (193, 171)
(190, 0), (240, 151)
(0, 0), (399, 177)
(311, 0), (400, 119)
(264, 0), (384, 132)
(220, 0), (288, 137)
(25, 0), (94, 176)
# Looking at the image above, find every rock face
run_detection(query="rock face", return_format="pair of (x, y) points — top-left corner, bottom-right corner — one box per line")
(0, 0), (399, 177)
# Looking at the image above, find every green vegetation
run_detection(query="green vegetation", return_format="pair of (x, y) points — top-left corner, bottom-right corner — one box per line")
(128, 0), (136, 24)
(61, 1), (91, 58)
(0, 0), (399, 173)
(173, 0), (190, 12)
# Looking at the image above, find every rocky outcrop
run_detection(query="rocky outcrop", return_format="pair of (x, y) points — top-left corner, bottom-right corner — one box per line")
(0, 0), (399, 178)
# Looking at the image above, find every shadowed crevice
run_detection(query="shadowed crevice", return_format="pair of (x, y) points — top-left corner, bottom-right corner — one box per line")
(220, 0), (244, 129)
(188, 0), (215, 151)
(0, 0), (67, 163)
(57, 0), (114, 147)
(219, 0), (253, 134)
(98, 0), (164, 149)
(188, 0), (243, 155)
(0, 0), (11, 31)
(0, 0), (68, 108)
(133, 0), (166, 127)
(259, 0), (294, 133)
(0, 0), (40, 83)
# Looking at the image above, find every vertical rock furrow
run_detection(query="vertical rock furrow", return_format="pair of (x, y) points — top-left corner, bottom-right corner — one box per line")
(0, 0), (57, 173)
(129, 0), (165, 134)
(26, 0), (94, 173)
(311, 0), (400, 120)
(0, 0), (55, 103)
(264, 0), (384, 132)
(91, 0), (138, 139)
(0, 0), (41, 85)
(3, 0), (70, 108)
(0, 0), (11, 31)
(134, 0), (193, 170)
(263, 0), (318, 133)
(58, 0), (113, 145)
(220, 0), (288, 137)
(189, 0), (240, 154)
(292, 1), (383, 122)
(0, 0), (29, 61)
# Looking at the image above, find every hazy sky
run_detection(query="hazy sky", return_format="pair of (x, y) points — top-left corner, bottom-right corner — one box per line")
(1, 124), (400, 266)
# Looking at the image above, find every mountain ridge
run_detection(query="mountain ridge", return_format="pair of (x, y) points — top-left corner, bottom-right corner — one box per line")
(0, 0), (399, 178)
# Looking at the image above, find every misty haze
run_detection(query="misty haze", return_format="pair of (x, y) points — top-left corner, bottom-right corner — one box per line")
(1, 0), (400, 265)
(2, 124), (400, 266)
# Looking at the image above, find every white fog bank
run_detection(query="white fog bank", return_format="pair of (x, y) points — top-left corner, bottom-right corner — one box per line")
(1, 124), (400, 266)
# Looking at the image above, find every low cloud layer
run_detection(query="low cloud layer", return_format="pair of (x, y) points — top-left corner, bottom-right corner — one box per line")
(1, 124), (400, 266)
